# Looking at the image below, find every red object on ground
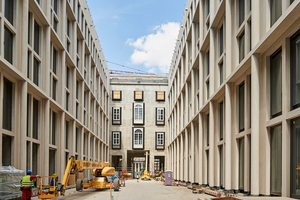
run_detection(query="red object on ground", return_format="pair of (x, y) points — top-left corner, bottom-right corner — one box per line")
(22, 188), (32, 200)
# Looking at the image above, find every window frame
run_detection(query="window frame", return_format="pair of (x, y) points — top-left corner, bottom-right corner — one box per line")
(112, 90), (122, 101)
(156, 91), (165, 101)
(155, 132), (165, 150)
(134, 91), (144, 101)
(156, 107), (165, 125)
(112, 107), (122, 125)
(112, 131), (121, 149)
(133, 103), (145, 125)
(132, 127), (144, 150)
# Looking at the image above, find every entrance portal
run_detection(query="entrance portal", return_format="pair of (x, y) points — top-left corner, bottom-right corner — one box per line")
(127, 150), (149, 179)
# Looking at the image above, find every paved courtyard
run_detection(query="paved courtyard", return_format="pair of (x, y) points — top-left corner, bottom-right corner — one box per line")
(32, 180), (296, 200)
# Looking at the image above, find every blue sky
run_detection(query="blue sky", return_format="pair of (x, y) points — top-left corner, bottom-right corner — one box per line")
(87, 0), (186, 76)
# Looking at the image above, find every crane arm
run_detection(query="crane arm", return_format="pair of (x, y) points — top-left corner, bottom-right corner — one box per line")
(61, 156), (76, 196)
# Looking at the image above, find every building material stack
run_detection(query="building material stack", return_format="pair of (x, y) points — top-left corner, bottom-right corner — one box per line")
(0, 166), (25, 200)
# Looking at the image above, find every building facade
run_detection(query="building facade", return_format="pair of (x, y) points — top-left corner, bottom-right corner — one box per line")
(109, 75), (168, 178)
(0, 0), (110, 181)
(167, 0), (300, 198)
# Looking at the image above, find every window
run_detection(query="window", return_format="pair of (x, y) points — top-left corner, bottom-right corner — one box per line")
(112, 131), (121, 149)
(67, 18), (70, 38)
(156, 91), (165, 101)
(239, 32), (245, 63)
(4, 26), (13, 64)
(112, 91), (122, 101)
(133, 103), (144, 125)
(66, 92), (69, 111)
(219, 145), (224, 188)
(204, 0), (210, 18)
(270, 125), (282, 195)
(219, 25), (223, 56)
(220, 101), (224, 140)
(76, 80), (79, 100)
(270, 0), (282, 26)
(291, 117), (300, 198)
(290, 30), (300, 110)
(54, 18), (58, 32)
(133, 128), (144, 149)
(4, 0), (14, 25)
(156, 132), (165, 150)
(239, 0), (245, 27)
(239, 82), (245, 132)
(206, 51), (210, 76)
(34, 21), (40, 54)
(66, 121), (69, 149)
(207, 114), (209, 146)
(32, 98), (39, 139)
(53, 47), (57, 74)
(270, 49), (282, 118)
(3, 78), (13, 131)
(33, 58), (39, 86)
(66, 67), (70, 89)
(134, 91), (143, 101)
(2, 134), (12, 166)
(53, 0), (58, 15)
(51, 112), (56, 145)
(112, 107), (121, 125)
(206, 81), (210, 100)
(239, 137), (245, 190)
(219, 62), (223, 85)
(52, 78), (57, 101)
(156, 108), (165, 125)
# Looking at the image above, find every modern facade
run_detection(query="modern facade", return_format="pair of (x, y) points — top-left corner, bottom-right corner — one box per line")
(109, 75), (168, 178)
(0, 0), (110, 182)
(167, 0), (300, 198)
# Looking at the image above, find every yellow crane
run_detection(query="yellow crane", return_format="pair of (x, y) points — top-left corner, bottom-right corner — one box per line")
(37, 156), (119, 199)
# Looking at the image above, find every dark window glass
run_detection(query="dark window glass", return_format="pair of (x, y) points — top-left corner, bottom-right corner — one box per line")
(291, 117), (300, 197)
(207, 51), (210, 76)
(27, 51), (31, 78)
(53, 79), (57, 100)
(3, 78), (13, 131)
(27, 94), (30, 137)
(28, 12), (31, 44)
(239, 137), (245, 190)
(49, 149), (56, 175)
(220, 145), (223, 187)
(66, 92), (69, 111)
(290, 31), (300, 109)
(2, 135), (12, 166)
(32, 98), (39, 139)
(219, 25), (223, 56)
(53, 48), (57, 74)
(67, 18), (70, 37)
(249, 21), (252, 50)
(76, 80), (79, 99)
(33, 58), (39, 86)
(206, 81), (209, 99)
(53, 0), (58, 14)
(34, 21), (40, 54)
(75, 128), (78, 152)
(66, 121), (69, 149)
(4, 0), (14, 25)
(239, 0), (245, 27)
(270, 49), (282, 118)
(66, 67), (70, 89)
(270, 0), (282, 26)
(52, 112), (56, 145)
(4, 26), (13, 64)
(220, 101), (223, 140)
(239, 82), (245, 132)
(77, 39), (79, 54)
(270, 125), (282, 194)
(207, 114), (209, 146)
(219, 62), (223, 85)
(205, 0), (210, 18)
(239, 32), (245, 63)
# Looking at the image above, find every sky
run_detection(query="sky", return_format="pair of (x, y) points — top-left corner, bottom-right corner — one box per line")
(86, 0), (186, 76)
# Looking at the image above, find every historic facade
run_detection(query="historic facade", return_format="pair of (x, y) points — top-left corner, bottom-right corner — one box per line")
(167, 0), (300, 198)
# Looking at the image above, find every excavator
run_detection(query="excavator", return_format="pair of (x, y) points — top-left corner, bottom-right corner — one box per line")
(37, 156), (120, 199)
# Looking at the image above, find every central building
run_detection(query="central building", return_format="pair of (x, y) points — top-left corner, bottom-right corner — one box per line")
(109, 74), (168, 178)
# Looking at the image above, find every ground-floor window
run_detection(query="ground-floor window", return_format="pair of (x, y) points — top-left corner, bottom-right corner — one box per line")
(291, 117), (300, 197)
(271, 125), (282, 195)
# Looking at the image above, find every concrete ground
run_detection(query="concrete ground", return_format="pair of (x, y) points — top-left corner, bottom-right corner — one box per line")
(32, 180), (296, 200)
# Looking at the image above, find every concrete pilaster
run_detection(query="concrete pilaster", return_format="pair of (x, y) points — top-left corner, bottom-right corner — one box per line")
(43, 99), (50, 177)
(177, 137), (180, 180)
(198, 113), (203, 184)
(180, 133), (184, 181)
(251, 54), (260, 195)
(225, 83), (232, 190)
(184, 129), (188, 182)
(209, 102), (215, 186)
(191, 122), (195, 183)
(19, 81), (27, 170)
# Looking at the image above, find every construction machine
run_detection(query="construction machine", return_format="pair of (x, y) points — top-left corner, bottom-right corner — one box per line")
(37, 156), (120, 199)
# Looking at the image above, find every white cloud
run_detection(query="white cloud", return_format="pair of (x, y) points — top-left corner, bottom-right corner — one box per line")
(126, 22), (180, 74)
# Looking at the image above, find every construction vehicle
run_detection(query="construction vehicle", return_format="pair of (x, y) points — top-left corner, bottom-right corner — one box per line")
(140, 152), (153, 180)
(37, 173), (60, 199)
(37, 156), (119, 199)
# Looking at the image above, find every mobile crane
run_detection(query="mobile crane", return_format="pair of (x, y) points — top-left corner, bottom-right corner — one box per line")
(37, 156), (119, 199)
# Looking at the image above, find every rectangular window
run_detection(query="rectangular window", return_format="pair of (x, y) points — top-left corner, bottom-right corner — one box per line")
(66, 92), (69, 111)
(219, 25), (223, 56)
(27, 51), (31, 79)
(53, 47), (57, 74)
(204, 0), (210, 18)
(270, 0), (282, 26)
(206, 51), (210, 76)
(133, 128), (144, 149)
(270, 49), (282, 118)
(4, 0), (14, 25)
(66, 121), (69, 149)
(270, 125), (282, 195)
(66, 67), (70, 89)
(156, 107), (165, 125)
(32, 98), (39, 139)
(206, 81), (209, 100)
(34, 21), (40, 54)
(49, 149), (56, 176)
(76, 80), (79, 99)
(2, 134), (12, 166)
(290, 31), (300, 109)
(4, 26), (13, 64)
(28, 12), (31, 45)
(239, 137), (245, 190)
(53, 0), (58, 14)
(207, 114), (209, 146)
(239, 82), (245, 132)
(220, 101), (224, 140)
(67, 18), (70, 38)
(219, 145), (224, 187)
(53, 78), (57, 101)
(3, 78), (13, 131)
(134, 91), (143, 101)
(54, 18), (58, 32)
(27, 95), (31, 137)
(52, 112), (56, 145)
(112, 91), (121, 101)
(75, 128), (78, 152)
(133, 103), (144, 125)
(113, 107), (120, 120)
(156, 132), (165, 150)
(112, 107), (121, 125)
(291, 117), (300, 198)
(219, 62), (223, 85)
(239, 0), (245, 27)
(33, 57), (39, 86)
(239, 32), (245, 63)
(112, 131), (121, 149)
(156, 91), (165, 101)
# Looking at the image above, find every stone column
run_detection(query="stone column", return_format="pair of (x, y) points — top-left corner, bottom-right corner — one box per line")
(191, 122), (195, 183)
(177, 137), (180, 180)
(60, 112), (66, 181)
(209, 102), (215, 186)
(180, 133), (184, 181)
(251, 54), (260, 195)
(185, 129), (188, 182)
(19, 81), (27, 170)
(225, 83), (232, 190)
(198, 113), (203, 184)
